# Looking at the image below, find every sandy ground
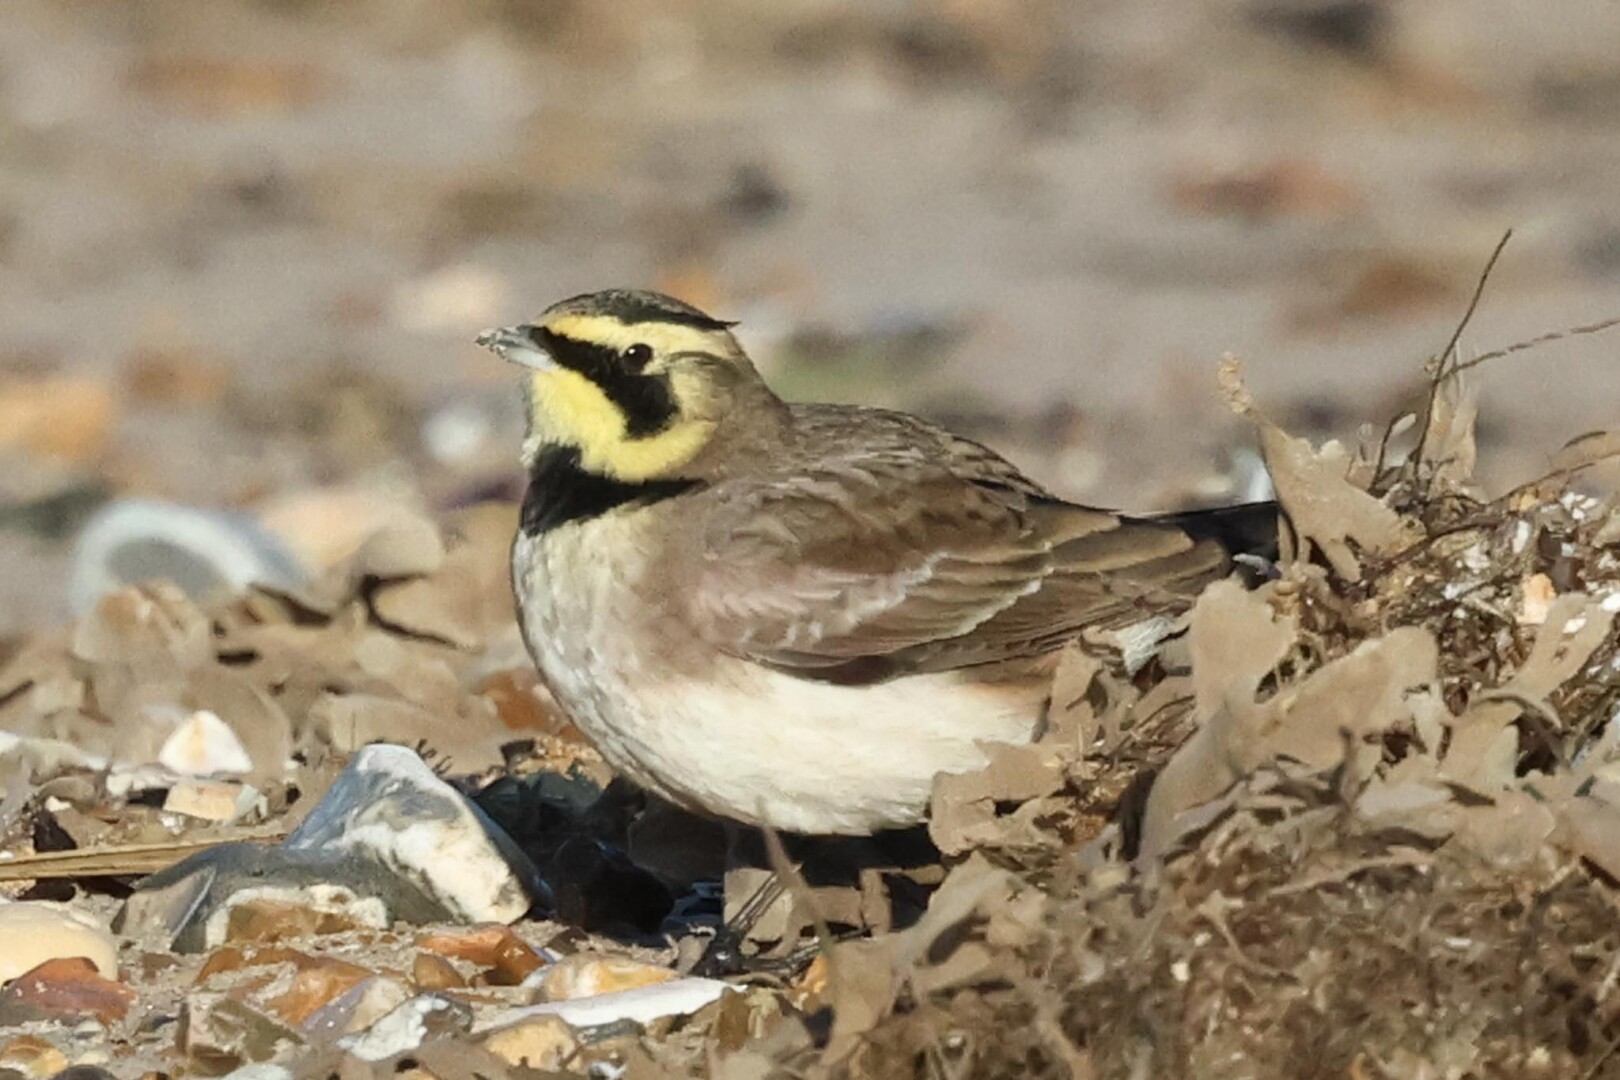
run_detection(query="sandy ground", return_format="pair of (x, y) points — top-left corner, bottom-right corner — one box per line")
(5, 7), (1620, 1074)
(0, 0), (1617, 633)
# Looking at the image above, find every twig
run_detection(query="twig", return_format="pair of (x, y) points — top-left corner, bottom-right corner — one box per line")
(1409, 229), (1513, 492)
(1437, 231), (1514, 380)
(1594, 946), (1620, 1003)
(1194, 891), (1294, 980)
(0, 833), (286, 880)
(1013, 974), (1096, 1080)
(1268, 847), (1432, 897)
(1369, 411), (1416, 492)
(1483, 450), (1620, 515)
(1453, 314), (1620, 375)
(1584, 1032), (1620, 1080)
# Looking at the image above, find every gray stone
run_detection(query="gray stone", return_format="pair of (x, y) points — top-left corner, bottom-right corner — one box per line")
(286, 744), (549, 922)
(179, 993), (304, 1073)
(114, 842), (453, 953)
(335, 993), (472, 1063)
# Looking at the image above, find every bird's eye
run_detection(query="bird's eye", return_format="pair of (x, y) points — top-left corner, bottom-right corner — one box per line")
(622, 343), (653, 369)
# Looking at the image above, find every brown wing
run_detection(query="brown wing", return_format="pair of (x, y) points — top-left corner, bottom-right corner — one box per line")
(681, 414), (1231, 677)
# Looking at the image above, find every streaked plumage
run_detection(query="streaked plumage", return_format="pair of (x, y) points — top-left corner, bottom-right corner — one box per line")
(481, 290), (1273, 835)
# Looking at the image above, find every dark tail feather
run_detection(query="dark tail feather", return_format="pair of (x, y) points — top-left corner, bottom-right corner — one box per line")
(1155, 501), (1282, 563)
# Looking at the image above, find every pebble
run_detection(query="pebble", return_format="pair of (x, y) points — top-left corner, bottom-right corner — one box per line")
(410, 952), (466, 991)
(163, 778), (262, 822)
(0, 903), (117, 983)
(479, 1014), (578, 1072)
(156, 713), (255, 778)
(180, 993), (302, 1071)
(217, 1066), (294, 1080)
(122, 746), (550, 950)
(285, 744), (548, 923)
(350, 518), (444, 579)
(335, 993), (472, 1063)
(40, 1067), (118, 1080)
(257, 487), (434, 572)
(297, 976), (412, 1040)
(484, 977), (731, 1030)
(260, 957), (377, 1027)
(390, 263), (508, 335)
(221, 895), (382, 946)
(0, 1035), (69, 1078)
(1518, 573), (1557, 626)
(417, 925), (548, 985)
(0, 958), (134, 1026)
(535, 955), (676, 1002)
(0, 376), (115, 465)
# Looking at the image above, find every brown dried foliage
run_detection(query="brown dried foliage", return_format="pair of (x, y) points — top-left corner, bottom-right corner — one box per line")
(770, 312), (1620, 1079)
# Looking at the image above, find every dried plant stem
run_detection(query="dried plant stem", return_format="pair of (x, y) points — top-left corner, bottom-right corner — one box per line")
(1452, 314), (1620, 375)
(1370, 231), (1511, 491)
(1406, 229), (1513, 494)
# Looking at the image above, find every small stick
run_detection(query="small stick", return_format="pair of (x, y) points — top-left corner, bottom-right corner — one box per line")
(1409, 229), (1513, 493)
(1452, 314), (1620, 374)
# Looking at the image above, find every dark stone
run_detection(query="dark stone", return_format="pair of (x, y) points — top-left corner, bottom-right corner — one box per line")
(115, 842), (452, 954)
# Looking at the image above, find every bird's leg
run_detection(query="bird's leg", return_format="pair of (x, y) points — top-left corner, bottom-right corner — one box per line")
(692, 869), (788, 976)
(692, 823), (808, 978)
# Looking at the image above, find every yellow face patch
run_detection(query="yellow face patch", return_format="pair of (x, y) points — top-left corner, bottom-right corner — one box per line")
(525, 368), (717, 482)
(542, 314), (732, 370)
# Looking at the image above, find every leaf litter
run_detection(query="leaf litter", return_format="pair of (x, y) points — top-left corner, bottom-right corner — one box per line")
(6, 303), (1620, 1076)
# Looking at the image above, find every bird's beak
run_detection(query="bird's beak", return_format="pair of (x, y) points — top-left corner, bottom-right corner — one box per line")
(475, 325), (555, 370)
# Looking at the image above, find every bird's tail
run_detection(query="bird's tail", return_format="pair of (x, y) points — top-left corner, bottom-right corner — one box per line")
(1155, 500), (1282, 563)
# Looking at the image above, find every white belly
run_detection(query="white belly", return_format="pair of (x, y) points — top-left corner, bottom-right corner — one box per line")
(513, 529), (1045, 835)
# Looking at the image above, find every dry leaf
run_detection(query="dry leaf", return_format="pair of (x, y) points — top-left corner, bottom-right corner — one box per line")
(1046, 643), (1102, 749)
(1259, 626), (1436, 770)
(928, 743), (1065, 856)
(1144, 581), (1436, 857)
(1443, 594), (1615, 787)
(1222, 358), (1415, 579)
(1421, 373), (1479, 494)
(1257, 423), (1413, 580)
(821, 938), (898, 1063)
(352, 516), (445, 579)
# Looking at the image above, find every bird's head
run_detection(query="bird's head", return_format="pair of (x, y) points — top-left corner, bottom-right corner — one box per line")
(477, 289), (771, 482)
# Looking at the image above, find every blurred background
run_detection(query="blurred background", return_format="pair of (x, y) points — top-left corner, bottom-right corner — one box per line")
(1, 0), (1618, 635)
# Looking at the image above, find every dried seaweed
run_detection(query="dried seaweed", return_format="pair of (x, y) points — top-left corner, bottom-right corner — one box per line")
(781, 308), (1620, 1080)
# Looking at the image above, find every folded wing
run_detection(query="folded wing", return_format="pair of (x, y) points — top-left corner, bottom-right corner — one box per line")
(682, 423), (1234, 679)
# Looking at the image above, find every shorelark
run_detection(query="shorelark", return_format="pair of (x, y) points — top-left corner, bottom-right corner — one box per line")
(479, 290), (1274, 836)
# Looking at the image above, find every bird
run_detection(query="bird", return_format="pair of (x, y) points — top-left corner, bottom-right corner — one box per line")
(478, 289), (1275, 837)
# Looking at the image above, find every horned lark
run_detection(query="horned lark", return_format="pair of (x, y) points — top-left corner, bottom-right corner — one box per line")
(479, 290), (1273, 836)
